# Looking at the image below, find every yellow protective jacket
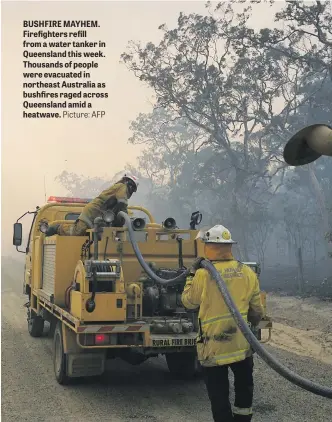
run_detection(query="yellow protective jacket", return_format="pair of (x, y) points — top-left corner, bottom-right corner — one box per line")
(79, 182), (128, 227)
(181, 259), (264, 367)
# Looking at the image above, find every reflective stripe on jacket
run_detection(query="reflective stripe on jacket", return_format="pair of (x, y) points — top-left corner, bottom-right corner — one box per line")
(181, 260), (264, 367)
(78, 182), (128, 224)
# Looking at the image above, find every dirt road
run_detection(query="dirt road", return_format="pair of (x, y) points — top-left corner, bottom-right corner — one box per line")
(267, 293), (332, 365)
(2, 262), (332, 421)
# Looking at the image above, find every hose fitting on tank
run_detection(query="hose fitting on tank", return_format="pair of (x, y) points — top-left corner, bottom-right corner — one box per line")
(126, 283), (141, 298)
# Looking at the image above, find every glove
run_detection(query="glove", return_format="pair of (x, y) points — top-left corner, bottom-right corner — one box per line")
(247, 308), (262, 326)
(189, 257), (204, 274)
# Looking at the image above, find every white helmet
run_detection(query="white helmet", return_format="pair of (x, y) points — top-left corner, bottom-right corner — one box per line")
(196, 224), (237, 244)
(124, 173), (139, 191)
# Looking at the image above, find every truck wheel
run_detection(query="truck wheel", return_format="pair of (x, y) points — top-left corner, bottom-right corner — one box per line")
(166, 352), (201, 378)
(49, 318), (56, 337)
(28, 311), (44, 337)
(53, 322), (70, 385)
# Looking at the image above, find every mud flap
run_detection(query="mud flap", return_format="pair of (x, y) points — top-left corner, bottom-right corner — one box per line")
(67, 353), (106, 378)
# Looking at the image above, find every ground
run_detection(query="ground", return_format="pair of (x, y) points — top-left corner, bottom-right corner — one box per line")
(1, 261), (332, 421)
(266, 293), (332, 365)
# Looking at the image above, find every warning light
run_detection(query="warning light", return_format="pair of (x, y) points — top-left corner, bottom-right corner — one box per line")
(95, 334), (107, 345)
(47, 196), (92, 204)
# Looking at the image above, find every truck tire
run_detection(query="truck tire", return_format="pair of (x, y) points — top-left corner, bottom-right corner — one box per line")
(28, 311), (44, 338)
(166, 352), (202, 378)
(53, 322), (70, 385)
(49, 318), (56, 337)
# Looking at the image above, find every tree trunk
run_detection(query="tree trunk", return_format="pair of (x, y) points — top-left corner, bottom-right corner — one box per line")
(242, 237), (250, 261)
(308, 165), (331, 257)
(297, 247), (304, 294)
(232, 169), (250, 261)
(286, 229), (293, 264)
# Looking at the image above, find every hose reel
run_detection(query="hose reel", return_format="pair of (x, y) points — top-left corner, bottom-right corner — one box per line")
(84, 259), (121, 313)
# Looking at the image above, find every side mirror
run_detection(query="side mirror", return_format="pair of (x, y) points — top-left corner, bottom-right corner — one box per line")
(13, 222), (23, 246)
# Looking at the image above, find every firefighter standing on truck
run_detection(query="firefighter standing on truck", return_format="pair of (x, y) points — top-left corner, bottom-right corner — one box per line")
(181, 224), (264, 422)
(42, 174), (139, 236)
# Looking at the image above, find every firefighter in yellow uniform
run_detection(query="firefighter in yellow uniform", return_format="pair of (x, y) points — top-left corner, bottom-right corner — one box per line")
(43, 174), (139, 236)
(181, 224), (264, 422)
